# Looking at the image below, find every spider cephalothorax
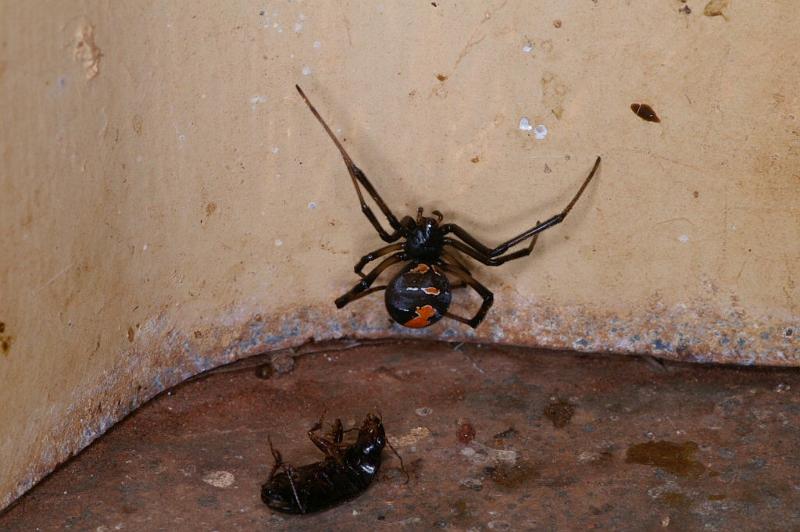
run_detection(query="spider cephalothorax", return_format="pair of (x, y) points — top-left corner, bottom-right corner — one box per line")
(295, 85), (600, 329)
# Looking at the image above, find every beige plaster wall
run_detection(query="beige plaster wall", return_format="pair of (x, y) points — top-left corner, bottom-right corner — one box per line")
(1, 0), (798, 510)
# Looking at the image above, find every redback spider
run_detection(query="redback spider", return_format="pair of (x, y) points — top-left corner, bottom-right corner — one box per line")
(296, 85), (600, 329)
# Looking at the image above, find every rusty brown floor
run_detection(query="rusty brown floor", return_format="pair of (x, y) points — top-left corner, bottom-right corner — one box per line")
(2, 341), (800, 531)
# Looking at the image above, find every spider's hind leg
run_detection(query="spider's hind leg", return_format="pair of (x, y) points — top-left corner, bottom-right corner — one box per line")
(335, 253), (405, 308)
(437, 262), (494, 329)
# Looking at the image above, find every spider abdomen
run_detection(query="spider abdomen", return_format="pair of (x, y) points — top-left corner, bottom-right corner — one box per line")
(385, 263), (451, 328)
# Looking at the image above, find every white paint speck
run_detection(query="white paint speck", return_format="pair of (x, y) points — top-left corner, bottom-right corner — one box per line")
(678, 234), (689, 243)
(271, 146), (280, 154)
(294, 22), (303, 33)
(178, 133), (187, 143)
(202, 470), (235, 488)
(250, 95), (267, 109)
(274, 239), (283, 247)
(302, 65), (312, 76)
(519, 117), (533, 131)
(308, 201), (317, 209)
(142, 244), (148, 251)
(313, 40), (321, 49)
(522, 41), (534, 53)
(534, 124), (548, 140)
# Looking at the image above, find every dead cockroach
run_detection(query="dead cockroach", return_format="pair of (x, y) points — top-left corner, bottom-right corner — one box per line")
(261, 413), (406, 514)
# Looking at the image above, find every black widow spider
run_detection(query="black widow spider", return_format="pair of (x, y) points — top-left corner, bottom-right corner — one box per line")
(296, 85), (600, 329)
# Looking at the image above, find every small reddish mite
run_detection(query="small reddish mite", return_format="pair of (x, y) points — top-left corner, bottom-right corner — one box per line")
(457, 422), (476, 444)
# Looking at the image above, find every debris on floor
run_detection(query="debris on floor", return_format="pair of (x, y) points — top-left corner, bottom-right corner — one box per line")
(1, 341), (799, 530)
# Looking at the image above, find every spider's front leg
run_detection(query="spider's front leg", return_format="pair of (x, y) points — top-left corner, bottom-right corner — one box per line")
(441, 156), (600, 260)
(353, 243), (404, 278)
(437, 262), (494, 329)
(444, 230), (540, 267)
(335, 253), (405, 308)
(296, 85), (404, 242)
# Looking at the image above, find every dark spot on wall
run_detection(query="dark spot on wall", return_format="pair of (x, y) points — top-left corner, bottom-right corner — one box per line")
(470, 155), (480, 163)
(205, 202), (217, 216)
(693, 190), (699, 198)
(127, 327), (134, 342)
(0, 322), (11, 355)
(543, 399), (575, 428)
(553, 20), (562, 28)
(431, 1), (438, 6)
(631, 103), (660, 123)
(625, 440), (706, 478)
(436, 74), (448, 82)
(679, 4), (692, 14)
(194, 330), (203, 338)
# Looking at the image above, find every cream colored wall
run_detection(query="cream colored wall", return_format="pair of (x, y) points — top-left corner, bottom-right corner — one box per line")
(1, 0), (798, 510)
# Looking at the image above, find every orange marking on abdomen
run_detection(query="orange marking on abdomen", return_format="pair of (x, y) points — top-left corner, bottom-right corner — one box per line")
(404, 305), (437, 328)
(422, 287), (440, 295)
(410, 263), (430, 274)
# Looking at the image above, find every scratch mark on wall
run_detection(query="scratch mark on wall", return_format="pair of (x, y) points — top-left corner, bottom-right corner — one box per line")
(37, 264), (73, 292)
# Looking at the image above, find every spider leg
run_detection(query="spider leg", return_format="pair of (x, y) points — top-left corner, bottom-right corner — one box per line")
(335, 253), (405, 308)
(296, 85), (403, 242)
(442, 249), (471, 274)
(444, 230), (540, 267)
(441, 251), (470, 288)
(354, 243), (404, 278)
(441, 156), (600, 257)
(437, 262), (494, 329)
